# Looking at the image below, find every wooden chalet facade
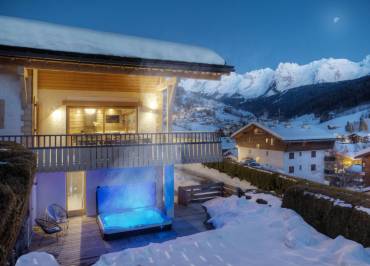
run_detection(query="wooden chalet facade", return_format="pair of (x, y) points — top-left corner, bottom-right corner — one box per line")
(0, 16), (233, 238)
(232, 122), (335, 182)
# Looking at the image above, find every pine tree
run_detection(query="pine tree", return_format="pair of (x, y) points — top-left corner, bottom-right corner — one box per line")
(345, 121), (354, 132)
(359, 117), (368, 131)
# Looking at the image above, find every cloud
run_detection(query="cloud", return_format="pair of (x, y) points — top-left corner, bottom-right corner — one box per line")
(333, 17), (340, 24)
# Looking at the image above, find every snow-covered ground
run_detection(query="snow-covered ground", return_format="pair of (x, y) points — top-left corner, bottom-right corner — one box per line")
(93, 193), (370, 266)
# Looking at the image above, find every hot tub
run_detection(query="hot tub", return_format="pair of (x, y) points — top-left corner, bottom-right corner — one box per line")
(96, 183), (172, 239)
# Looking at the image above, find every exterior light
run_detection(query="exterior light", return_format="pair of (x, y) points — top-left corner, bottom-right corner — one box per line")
(148, 97), (158, 110)
(51, 108), (63, 121)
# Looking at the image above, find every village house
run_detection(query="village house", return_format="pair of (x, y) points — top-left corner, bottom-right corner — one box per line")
(232, 122), (336, 182)
(0, 16), (233, 241)
(354, 147), (370, 186)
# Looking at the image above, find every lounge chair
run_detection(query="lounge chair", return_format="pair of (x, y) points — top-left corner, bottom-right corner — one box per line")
(35, 218), (62, 245)
(45, 204), (69, 231)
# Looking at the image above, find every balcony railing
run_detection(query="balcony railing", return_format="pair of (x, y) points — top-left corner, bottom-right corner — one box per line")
(0, 132), (222, 172)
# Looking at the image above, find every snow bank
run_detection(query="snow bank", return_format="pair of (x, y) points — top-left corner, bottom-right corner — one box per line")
(0, 16), (225, 65)
(94, 194), (370, 265)
(176, 163), (255, 190)
(16, 252), (59, 266)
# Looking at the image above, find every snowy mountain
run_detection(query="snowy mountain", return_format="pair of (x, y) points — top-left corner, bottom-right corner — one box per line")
(174, 55), (370, 134)
(181, 55), (370, 100)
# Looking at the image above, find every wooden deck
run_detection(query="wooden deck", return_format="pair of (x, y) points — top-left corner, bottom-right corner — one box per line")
(30, 204), (209, 266)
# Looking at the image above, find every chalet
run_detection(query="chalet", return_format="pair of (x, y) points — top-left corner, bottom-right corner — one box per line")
(0, 16), (233, 239)
(232, 122), (336, 182)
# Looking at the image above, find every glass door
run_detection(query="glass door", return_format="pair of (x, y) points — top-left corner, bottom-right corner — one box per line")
(66, 171), (85, 216)
(67, 107), (137, 134)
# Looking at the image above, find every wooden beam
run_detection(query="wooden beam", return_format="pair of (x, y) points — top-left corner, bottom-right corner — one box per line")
(166, 78), (178, 132)
(61, 100), (140, 108)
(0, 56), (225, 80)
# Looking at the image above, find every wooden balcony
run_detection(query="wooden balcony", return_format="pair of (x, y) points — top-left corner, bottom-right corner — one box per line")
(0, 132), (222, 172)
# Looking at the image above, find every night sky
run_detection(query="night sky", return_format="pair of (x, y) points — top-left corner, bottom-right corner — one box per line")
(0, 0), (369, 72)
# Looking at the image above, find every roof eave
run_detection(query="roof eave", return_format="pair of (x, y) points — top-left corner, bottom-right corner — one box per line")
(0, 45), (234, 78)
(284, 138), (337, 143)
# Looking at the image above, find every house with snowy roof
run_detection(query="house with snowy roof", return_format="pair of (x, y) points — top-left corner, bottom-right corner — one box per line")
(232, 122), (336, 182)
(0, 16), (233, 240)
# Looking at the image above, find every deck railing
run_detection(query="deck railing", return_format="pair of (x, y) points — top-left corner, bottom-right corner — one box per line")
(0, 132), (222, 172)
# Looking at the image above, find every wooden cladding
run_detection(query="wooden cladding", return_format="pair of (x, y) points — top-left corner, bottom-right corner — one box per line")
(38, 69), (169, 92)
(235, 124), (334, 151)
(0, 99), (4, 129)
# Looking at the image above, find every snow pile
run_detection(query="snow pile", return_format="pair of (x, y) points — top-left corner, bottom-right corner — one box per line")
(94, 195), (370, 266)
(176, 164), (255, 190)
(181, 55), (370, 99)
(16, 252), (59, 266)
(0, 16), (225, 65)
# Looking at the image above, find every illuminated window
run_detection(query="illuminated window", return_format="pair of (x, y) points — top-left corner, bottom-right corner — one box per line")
(265, 138), (269, 143)
(256, 144), (260, 149)
(68, 107), (137, 134)
(270, 138), (274, 145)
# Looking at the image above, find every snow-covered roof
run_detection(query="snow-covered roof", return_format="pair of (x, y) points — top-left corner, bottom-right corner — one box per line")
(232, 122), (336, 142)
(354, 146), (370, 158)
(0, 16), (226, 65)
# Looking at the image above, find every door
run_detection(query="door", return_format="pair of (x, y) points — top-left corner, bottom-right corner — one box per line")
(66, 171), (86, 216)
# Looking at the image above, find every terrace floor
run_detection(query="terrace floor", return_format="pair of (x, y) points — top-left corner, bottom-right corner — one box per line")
(29, 203), (209, 266)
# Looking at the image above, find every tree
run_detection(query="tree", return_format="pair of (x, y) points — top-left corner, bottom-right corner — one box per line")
(345, 121), (354, 133)
(359, 117), (368, 131)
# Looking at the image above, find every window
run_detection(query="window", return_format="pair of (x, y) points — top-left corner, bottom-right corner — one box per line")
(299, 165), (302, 170)
(256, 144), (260, 149)
(266, 151), (269, 156)
(270, 138), (274, 146)
(265, 138), (269, 144)
(68, 107), (137, 134)
(311, 164), (316, 171)
(311, 151), (316, 158)
(299, 151), (302, 156)
(249, 149), (252, 154)
(289, 152), (294, 159)
(289, 166), (294, 173)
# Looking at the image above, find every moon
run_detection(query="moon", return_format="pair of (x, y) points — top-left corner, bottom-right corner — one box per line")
(333, 17), (340, 24)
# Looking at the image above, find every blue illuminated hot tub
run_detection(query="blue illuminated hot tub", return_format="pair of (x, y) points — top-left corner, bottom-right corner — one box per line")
(96, 183), (172, 239)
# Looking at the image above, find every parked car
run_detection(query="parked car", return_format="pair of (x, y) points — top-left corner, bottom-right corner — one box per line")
(241, 158), (256, 165)
(247, 161), (262, 168)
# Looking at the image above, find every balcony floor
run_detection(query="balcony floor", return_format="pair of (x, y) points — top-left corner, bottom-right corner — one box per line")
(29, 203), (209, 266)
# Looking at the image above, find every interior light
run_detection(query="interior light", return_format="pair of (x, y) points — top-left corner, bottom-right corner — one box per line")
(85, 108), (96, 115)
